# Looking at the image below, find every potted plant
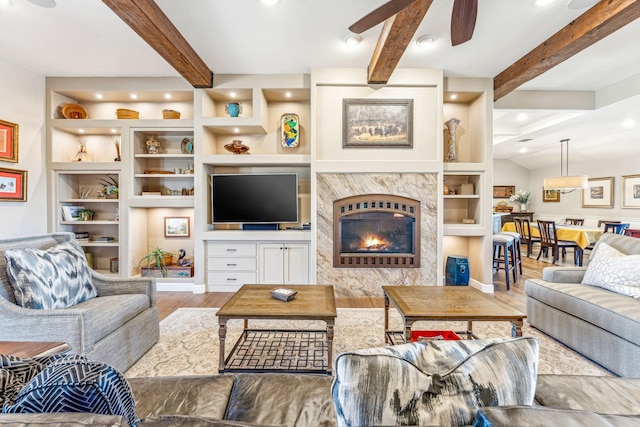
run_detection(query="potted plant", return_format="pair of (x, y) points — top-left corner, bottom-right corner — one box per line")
(77, 208), (95, 221)
(138, 246), (174, 276)
(98, 175), (119, 199)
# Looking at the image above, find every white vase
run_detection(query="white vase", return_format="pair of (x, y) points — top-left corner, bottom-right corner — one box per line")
(520, 203), (527, 211)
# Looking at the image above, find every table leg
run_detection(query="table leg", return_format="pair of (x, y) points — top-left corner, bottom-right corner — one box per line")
(404, 320), (414, 343)
(384, 294), (390, 343)
(327, 320), (335, 374)
(467, 320), (473, 339)
(511, 319), (524, 337)
(218, 319), (227, 373)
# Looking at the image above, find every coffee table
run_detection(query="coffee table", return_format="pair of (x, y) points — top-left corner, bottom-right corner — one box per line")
(216, 284), (337, 374)
(0, 341), (71, 358)
(383, 286), (526, 343)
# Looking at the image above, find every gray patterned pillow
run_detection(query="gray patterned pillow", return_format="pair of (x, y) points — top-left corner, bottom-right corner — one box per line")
(4, 239), (97, 309)
(582, 242), (640, 298)
(332, 337), (539, 427)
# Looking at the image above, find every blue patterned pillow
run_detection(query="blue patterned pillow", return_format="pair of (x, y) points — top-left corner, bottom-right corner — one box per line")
(332, 337), (539, 427)
(2, 354), (139, 427)
(4, 240), (97, 309)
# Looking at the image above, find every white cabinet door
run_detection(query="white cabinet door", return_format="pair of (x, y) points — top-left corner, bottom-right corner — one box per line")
(258, 243), (285, 284)
(283, 243), (309, 284)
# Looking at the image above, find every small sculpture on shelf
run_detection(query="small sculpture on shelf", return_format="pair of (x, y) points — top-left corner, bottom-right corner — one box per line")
(224, 139), (250, 154)
(146, 135), (160, 154)
(225, 101), (242, 118)
(73, 137), (88, 162)
(97, 176), (119, 199)
(444, 117), (461, 162)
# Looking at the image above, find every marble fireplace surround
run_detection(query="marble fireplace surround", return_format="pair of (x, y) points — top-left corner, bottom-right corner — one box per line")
(316, 173), (438, 297)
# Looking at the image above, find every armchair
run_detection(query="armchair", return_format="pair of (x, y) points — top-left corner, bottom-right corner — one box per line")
(0, 232), (159, 372)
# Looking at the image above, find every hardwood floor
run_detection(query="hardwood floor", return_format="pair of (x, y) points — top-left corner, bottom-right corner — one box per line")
(157, 247), (584, 321)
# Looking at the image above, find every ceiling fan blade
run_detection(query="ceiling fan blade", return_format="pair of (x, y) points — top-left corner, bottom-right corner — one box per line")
(349, 0), (417, 34)
(451, 0), (477, 46)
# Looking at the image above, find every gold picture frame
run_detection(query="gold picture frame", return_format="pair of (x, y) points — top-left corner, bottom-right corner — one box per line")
(621, 174), (640, 208)
(0, 119), (18, 163)
(164, 216), (190, 237)
(492, 185), (515, 199)
(582, 177), (613, 208)
(0, 167), (27, 202)
(342, 98), (413, 148)
(542, 188), (560, 202)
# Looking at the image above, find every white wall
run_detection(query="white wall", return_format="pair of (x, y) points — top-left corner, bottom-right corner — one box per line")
(494, 158), (640, 228)
(0, 58), (47, 238)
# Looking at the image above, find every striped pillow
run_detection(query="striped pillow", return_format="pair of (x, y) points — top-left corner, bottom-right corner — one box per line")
(332, 337), (539, 427)
(4, 239), (97, 309)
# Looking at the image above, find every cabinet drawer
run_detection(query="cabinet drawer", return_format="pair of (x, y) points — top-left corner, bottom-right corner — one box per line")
(207, 257), (256, 271)
(207, 242), (256, 257)
(207, 272), (256, 286)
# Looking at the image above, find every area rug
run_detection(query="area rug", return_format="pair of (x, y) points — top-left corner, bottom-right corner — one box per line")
(125, 308), (612, 378)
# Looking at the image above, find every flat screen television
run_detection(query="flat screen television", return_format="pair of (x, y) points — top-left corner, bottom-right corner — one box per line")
(211, 173), (299, 224)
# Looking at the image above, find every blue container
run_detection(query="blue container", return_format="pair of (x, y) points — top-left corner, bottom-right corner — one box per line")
(445, 255), (469, 286)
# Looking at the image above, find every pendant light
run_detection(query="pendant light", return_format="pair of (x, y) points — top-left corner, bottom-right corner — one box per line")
(543, 139), (588, 194)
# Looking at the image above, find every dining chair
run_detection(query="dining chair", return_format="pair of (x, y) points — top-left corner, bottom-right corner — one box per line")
(536, 220), (584, 266)
(604, 222), (630, 235)
(565, 218), (584, 225)
(512, 216), (540, 257)
(597, 220), (621, 228)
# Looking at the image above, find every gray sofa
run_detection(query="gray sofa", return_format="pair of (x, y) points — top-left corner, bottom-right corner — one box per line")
(525, 232), (640, 378)
(0, 232), (159, 373)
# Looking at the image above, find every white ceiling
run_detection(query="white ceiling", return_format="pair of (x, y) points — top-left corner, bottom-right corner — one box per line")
(1, 0), (639, 171)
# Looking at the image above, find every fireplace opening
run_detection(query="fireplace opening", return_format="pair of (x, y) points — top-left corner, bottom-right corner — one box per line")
(334, 195), (420, 268)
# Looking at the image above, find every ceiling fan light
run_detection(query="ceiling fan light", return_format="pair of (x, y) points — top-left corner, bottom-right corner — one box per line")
(543, 175), (588, 190)
(260, 0), (280, 5)
(343, 35), (362, 47)
(416, 35), (436, 47)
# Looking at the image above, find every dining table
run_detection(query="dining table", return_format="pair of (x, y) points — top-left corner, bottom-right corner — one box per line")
(501, 222), (604, 249)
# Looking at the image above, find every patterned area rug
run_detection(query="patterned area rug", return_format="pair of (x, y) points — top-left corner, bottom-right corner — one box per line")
(125, 308), (612, 378)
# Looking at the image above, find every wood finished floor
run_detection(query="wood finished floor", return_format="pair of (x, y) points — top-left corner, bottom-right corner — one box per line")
(157, 247), (584, 321)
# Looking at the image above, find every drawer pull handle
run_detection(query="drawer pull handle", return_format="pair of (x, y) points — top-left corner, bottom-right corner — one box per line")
(226, 263), (237, 267)
(226, 248), (237, 252)
(226, 278), (237, 281)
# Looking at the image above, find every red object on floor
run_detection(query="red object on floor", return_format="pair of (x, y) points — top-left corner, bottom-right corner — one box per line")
(410, 330), (461, 341)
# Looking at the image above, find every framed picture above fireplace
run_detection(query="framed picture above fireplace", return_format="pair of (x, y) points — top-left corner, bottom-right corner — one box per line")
(342, 98), (413, 148)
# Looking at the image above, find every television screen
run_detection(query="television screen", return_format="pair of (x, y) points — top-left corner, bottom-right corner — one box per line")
(211, 173), (299, 224)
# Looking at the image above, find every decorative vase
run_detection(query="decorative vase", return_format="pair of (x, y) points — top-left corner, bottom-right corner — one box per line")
(225, 101), (242, 118)
(444, 117), (461, 162)
(281, 113), (300, 148)
(520, 203), (527, 212)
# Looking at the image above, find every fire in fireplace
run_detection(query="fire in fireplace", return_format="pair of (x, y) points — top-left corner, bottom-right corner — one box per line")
(334, 195), (420, 268)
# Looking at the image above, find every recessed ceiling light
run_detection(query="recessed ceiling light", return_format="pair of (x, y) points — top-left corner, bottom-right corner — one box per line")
(78, 129), (85, 134)
(285, 92), (292, 98)
(622, 119), (636, 128)
(450, 94), (458, 100)
(416, 35), (437, 47)
(261, 0), (280, 5)
(534, 0), (555, 6)
(95, 93), (103, 100)
(229, 92), (236, 98)
(130, 93), (137, 99)
(519, 147), (528, 154)
(516, 113), (528, 121)
(111, 129), (118, 133)
(233, 128), (240, 133)
(0, 0), (13, 7)
(343, 35), (362, 47)
(164, 93), (172, 99)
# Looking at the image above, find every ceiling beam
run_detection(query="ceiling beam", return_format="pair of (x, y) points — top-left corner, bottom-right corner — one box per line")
(494, 0), (640, 101)
(102, 0), (213, 88)
(367, 0), (434, 84)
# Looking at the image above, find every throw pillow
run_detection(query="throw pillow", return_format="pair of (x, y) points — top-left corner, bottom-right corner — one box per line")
(2, 354), (139, 427)
(582, 242), (640, 299)
(473, 406), (640, 427)
(332, 337), (539, 427)
(4, 239), (97, 309)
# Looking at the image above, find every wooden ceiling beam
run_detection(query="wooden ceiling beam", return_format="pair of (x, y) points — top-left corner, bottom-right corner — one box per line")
(367, 0), (434, 84)
(494, 0), (640, 101)
(102, 0), (213, 88)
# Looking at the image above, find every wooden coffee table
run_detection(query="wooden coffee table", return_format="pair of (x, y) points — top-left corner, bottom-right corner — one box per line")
(216, 284), (337, 374)
(0, 341), (71, 358)
(383, 286), (526, 343)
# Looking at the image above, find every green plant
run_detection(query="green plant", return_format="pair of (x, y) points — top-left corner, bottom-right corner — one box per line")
(138, 246), (174, 276)
(77, 208), (95, 221)
(98, 175), (119, 197)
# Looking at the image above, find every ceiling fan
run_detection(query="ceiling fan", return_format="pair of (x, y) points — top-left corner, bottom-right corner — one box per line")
(349, 0), (477, 46)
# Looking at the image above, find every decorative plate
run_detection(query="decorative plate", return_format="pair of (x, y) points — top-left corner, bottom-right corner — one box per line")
(281, 113), (299, 148)
(181, 137), (194, 154)
(61, 103), (88, 119)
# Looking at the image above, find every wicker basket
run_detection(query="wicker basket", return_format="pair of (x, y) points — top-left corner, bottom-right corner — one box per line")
(116, 108), (139, 119)
(162, 109), (181, 119)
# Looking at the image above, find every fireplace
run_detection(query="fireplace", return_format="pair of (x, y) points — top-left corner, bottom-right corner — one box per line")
(334, 194), (420, 268)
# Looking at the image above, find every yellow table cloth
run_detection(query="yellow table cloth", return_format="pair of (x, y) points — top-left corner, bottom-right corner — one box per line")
(501, 222), (604, 249)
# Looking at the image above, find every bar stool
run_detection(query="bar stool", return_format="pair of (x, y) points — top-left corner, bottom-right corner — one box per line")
(500, 230), (523, 278)
(493, 234), (517, 290)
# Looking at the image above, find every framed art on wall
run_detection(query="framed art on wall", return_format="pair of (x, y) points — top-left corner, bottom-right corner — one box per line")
(582, 176), (613, 208)
(0, 167), (27, 202)
(342, 98), (413, 148)
(622, 174), (640, 208)
(0, 119), (18, 163)
(543, 188), (560, 202)
(492, 185), (515, 199)
(165, 216), (190, 237)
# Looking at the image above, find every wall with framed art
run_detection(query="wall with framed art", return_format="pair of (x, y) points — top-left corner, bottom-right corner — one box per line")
(582, 177), (613, 208)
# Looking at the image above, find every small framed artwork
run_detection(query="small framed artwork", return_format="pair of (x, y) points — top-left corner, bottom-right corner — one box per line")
(165, 216), (190, 237)
(492, 185), (515, 199)
(0, 119), (18, 163)
(622, 174), (640, 208)
(342, 98), (413, 148)
(0, 167), (27, 202)
(542, 188), (561, 203)
(582, 177), (613, 208)
(61, 205), (84, 221)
